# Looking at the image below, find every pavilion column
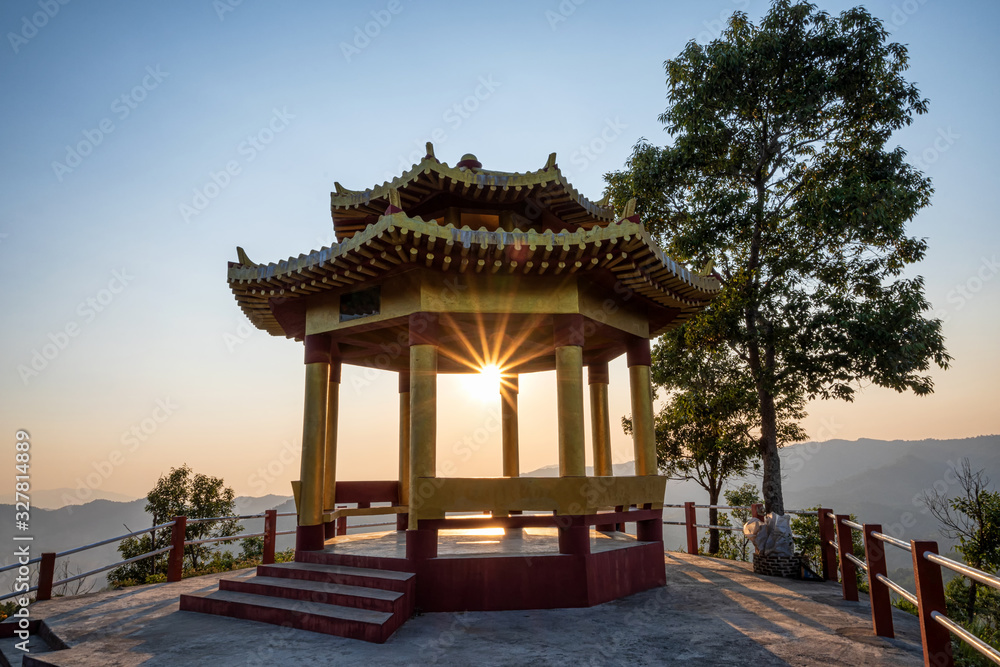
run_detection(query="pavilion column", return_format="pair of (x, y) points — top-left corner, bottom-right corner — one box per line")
(323, 355), (341, 539)
(627, 337), (657, 476)
(407, 314), (438, 536)
(554, 315), (586, 477)
(397, 370), (410, 531)
(296, 334), (330, 552)
(588, 362), (613, 478)
(500, 375), (519, 478)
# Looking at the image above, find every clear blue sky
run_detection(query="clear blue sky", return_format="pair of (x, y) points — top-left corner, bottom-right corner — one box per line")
(2, 0), (997, 499)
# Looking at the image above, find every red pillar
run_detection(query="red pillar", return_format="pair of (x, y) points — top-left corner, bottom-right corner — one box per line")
(36, 552), (56, 601)
(406, 527), (438, 560)
(912, 540), (954, 667)
(167, 516), (187, 583)
(684, 502), (698, 555)
(637, 510), (664, 544)
(818, 508), (837, 581)
(558, 516), (590, 556)
(835, 514), (858, 601)
(262, 510), (277, 565)
(863, 523), (894, 638)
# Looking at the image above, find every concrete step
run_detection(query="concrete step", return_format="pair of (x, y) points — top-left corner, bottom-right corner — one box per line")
(179, 589), (400, 643)
(219, 575), (403, 614)
(0, 634), (57, 667)
(257, 561), (414, 593)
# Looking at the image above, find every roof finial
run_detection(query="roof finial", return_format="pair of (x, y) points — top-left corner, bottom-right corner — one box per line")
(623, 198), (637, 220)
(545, 152), (557, 170)
(236, 246), (258, 267)
(425, 142), (435, 159)
(457, 153), (482, 172)
(385, 188), (404, 215)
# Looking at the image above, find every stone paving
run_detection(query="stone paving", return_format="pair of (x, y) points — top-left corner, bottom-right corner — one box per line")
(1, 552), (925, 666)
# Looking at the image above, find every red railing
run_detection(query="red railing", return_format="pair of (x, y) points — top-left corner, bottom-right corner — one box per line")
(665, 502), (1000, 667)
(826, 510), (1000, 667)
(0, 511), (299, 602)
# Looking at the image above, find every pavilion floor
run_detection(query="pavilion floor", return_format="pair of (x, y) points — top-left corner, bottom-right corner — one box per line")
(320, 527), (644, 560)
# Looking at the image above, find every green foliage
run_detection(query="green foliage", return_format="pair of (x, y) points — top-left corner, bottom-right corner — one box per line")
(923, 460), (1000, 662)
(241, 535), (264, 562)
(109, 464), (244, 587)
(790, 507), (866, 591)
(701, 484), (762, 561)
(604, 0), (949, 513)
(0, 600), (27, 622)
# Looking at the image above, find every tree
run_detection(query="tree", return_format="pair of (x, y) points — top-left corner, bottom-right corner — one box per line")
(923, 459), (1000, 624)
(605, 1), (949, 513)
(702, 484), (763, 561)
(628, 325), (804, 552)
(110, 464), (242, 585)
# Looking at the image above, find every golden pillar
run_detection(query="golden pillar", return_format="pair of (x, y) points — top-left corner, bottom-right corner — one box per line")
(501, 374), (519, 478)
(554, 315), (586, 477)
(627, 338), (657, 476)
(323, 358), (341, 512)
(588, 362), (613, 477)
(398, 371), (411, 510)
(297, 335), (330, 551)
(408, 313), (438, 529)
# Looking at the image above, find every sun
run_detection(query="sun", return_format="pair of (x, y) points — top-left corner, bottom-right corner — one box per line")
(462, 364), (503, 403)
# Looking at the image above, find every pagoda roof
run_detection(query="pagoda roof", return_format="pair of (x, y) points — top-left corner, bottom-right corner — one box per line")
(330, 147), (615, 242)
(228, 211), (721, 340)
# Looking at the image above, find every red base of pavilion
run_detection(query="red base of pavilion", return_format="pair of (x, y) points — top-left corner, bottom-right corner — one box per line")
(292, 483), (666, 613)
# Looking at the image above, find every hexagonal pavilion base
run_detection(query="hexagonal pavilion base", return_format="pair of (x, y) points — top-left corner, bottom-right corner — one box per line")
(295, 527), (666, 612)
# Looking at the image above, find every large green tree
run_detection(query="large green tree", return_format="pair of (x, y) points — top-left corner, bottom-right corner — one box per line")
(605, 1), (949, 512)
(627, 324), (804, 552)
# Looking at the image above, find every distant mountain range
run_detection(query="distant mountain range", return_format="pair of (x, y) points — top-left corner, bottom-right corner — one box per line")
(0, 487), (138, 509)
(3, 436), (995, 595)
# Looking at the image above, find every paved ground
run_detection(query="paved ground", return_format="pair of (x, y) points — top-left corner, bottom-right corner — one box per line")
(1, 552), (925, 666)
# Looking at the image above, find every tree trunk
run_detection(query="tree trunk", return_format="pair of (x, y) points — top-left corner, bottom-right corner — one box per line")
(708, 487), (721, 554)
(758, 388), (785, 515)
(966, 580), (978, 622)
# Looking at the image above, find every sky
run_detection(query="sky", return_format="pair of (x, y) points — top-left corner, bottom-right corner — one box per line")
(1, 0), (997, 501)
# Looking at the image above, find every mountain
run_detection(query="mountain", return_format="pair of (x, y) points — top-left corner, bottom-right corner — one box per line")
(0, 487), (138, 509)
(523, 435), (1000, 562)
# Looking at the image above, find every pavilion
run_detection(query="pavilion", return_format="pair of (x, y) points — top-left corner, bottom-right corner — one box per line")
(184, 146), (720, 640)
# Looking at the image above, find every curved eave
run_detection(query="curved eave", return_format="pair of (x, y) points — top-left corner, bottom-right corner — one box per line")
(330, 155), (615, 241)
(228, 214), (721, 338)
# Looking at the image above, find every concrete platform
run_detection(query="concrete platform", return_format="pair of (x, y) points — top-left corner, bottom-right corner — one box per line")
(321, 527), (642, 559)
(2, 552), (926, 666)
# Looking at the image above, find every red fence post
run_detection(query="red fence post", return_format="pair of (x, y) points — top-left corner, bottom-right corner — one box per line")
(336, 513), (348, 537)
(863, 523), (894, 638)
(167, 516), (187, 583)
(911, 540), (954, 667)
(835, 514), (858, 601)
(262, 510), (277, 565)
(818, 508), (837, 581)
(36, 552), (56, 601)
(751, 503), (764, 520)
(684, 502), (698, 555)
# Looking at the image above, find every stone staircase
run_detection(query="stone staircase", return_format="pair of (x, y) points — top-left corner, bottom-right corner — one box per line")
(179, 561), (415, 643)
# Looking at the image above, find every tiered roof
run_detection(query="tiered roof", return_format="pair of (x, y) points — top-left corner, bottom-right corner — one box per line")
(227, 148), (720, 340)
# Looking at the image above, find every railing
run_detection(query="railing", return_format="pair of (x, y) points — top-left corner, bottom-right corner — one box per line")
(663, 502), (823, 554)
(821, 509), (999, 667)
(1, 510), (301, 604)
(666, 502), (1000, 665)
